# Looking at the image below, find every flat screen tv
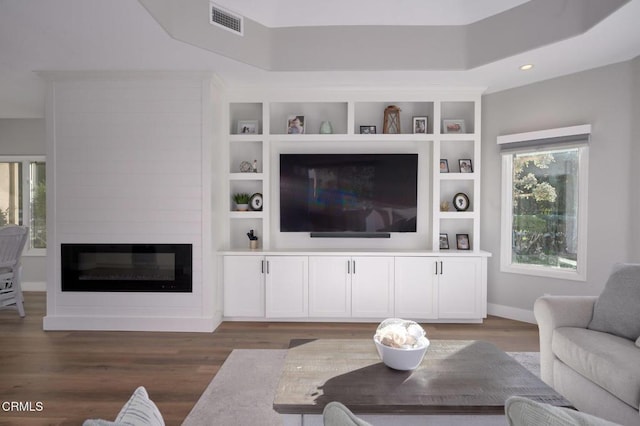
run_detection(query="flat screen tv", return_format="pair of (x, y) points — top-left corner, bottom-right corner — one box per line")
(280, 153), (418, 234)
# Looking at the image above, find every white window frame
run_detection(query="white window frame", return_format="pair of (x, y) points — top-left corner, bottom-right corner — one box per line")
(0, 155), (46, 256)
(500, 145), (589, 281)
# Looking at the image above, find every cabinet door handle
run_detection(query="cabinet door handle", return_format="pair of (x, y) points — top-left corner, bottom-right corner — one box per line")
(261, 260), (264, 274)
(266, 260), (270, 274)
(440, 261), (444, 275)
(435, 261), (439, 275)
(352, 260), (356, 275)
(347, 260), (350, 274)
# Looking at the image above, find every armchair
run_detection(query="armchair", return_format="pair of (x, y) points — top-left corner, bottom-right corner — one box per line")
(0, 225), (28, 317)
(534, 264), (640, 426)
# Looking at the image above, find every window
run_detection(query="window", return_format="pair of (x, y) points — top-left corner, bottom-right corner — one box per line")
(501, 144), (588, 281)
(0, 157), (46, 254)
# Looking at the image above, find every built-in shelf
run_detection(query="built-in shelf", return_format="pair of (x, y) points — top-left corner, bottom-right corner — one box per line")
(229, 211), (264, 219)
(224, 90), (482, 252)
(229, 173), (265, 180)
(439, 173), (476, 180)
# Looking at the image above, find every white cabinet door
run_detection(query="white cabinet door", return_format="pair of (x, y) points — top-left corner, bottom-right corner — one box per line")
(265, 256), (309, 318)
(437, 257), (482, 319)
(394, 257), (438, 320)
(351, 257), (394, 318)
(309, 256), (351, 317)
(223, 255), (265, 317)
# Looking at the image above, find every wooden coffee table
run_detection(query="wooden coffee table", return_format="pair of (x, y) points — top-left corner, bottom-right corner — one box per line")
(273, 339), (571, 425)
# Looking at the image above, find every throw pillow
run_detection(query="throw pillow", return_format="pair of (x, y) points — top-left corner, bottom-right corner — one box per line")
(83, 386), (164, 426)
(505, 396), (622, 426)
(587, 263), (640, 341)
(323, 402), (373, 426)
(82, 421), (120, 426)
(115, 386), (164, 426)
(636, 337), (640, 348)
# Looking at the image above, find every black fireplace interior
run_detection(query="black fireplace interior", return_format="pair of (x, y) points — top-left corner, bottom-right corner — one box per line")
(61, 244), (192, 292)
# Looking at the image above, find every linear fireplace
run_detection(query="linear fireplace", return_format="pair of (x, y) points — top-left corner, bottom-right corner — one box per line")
(61, 244), (192, 292)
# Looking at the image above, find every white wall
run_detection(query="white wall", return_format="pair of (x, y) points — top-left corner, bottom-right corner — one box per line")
(0, 118), (47, 289)
(482, 60), (637, 321)
(631, 56), (640, 260)
(43, 72), (219, 332)
(0, 119), (45, 155)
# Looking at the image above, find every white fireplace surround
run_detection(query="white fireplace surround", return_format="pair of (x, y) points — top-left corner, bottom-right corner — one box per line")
(42, 71), (220, 332)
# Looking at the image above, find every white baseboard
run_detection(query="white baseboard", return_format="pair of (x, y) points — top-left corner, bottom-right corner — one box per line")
(43, 315), (223, 332)
(21, 281), (46, 292)
(488, 303), (536, 324)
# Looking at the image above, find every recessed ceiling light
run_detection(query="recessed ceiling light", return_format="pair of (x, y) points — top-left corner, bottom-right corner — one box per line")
(520, 64), (534, 71)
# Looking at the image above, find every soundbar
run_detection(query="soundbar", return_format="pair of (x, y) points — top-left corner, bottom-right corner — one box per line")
(310, 232), (391, 238)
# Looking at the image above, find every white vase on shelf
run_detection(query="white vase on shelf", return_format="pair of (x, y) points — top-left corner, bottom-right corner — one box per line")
(319, 121), (333, 134)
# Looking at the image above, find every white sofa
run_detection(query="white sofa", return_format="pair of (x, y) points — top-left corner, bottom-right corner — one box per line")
(534, 264), (640, 426)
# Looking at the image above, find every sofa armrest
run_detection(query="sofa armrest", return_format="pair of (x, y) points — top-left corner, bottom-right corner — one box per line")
(533, 296), (597, 386)
(534, 296), (597, 329)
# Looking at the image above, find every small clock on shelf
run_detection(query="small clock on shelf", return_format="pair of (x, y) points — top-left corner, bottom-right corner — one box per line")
(453, 192), (470, 211)
(249, 193), (263, 211)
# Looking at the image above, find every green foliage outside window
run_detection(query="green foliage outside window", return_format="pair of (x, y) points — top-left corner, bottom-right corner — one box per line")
(31, 180), (46, 249)
(511, 149), (579, 270)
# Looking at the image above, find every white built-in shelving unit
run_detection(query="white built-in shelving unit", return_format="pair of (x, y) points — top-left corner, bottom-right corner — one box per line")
(221, 88), (489, 323)
(224, 90), (482, 253)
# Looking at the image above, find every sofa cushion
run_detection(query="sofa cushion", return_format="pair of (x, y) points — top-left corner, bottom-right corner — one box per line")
(588, 263), (640, 341)
(552, 327), (640, 409)
(636, 337), (640, 348)
(505, 396), (622, 426)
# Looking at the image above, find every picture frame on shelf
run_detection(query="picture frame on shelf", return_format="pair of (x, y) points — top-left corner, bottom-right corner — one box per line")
(249, 193), (263, 211)
(456, 234), (470, 250)
(360, 125), (376, 134)
(237, 120), (258, 135)
(453, 192), (470, 211)
(440, 159), (449, 173)
(443, 119), (466, 134)
(459, 159), (473, 173)
(413, 116), (428, 134)
(287, 115), (305, 134)
(439, 233), (449, 250)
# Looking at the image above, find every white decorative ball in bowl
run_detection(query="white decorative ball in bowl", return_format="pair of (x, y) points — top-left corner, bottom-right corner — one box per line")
(373, 318), (430, 371)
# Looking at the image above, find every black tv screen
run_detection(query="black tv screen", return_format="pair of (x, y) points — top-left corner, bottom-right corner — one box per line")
(280, 154), (418, 233)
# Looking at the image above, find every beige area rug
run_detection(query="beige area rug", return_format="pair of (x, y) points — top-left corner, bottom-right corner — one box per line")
(182, 349), (540, 426)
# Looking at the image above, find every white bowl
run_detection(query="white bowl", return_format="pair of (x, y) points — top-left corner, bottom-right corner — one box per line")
(373, 337), (429, 371)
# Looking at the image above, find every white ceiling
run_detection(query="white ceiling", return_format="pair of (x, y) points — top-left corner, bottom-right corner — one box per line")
(0, 0), (639, 118)
(213, 0), (530, 27)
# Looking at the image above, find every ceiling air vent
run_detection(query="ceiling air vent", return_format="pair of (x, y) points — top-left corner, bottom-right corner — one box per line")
(210, 3), (243, 36)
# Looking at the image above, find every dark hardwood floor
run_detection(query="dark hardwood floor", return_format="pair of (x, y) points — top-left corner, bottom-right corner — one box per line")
(0, 292), (539, 425)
